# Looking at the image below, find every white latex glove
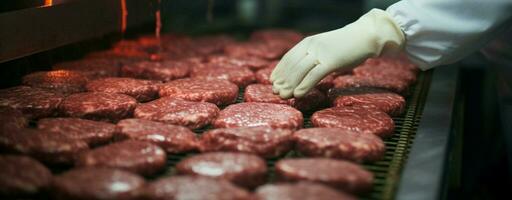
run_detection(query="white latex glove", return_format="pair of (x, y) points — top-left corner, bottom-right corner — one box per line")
(270, 9), (405, 99)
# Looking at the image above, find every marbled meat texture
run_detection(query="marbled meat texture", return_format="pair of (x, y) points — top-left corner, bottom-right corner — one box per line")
(275, 158), (373, 194)
(353, 58), (417, 84)
(58, 92), (137, 122)
(255, 61), (278, 84)
(0, 128), (89, 165)
(213, 102), (303, 130)
(37, 118), (116, 146)
(158, 78), (238, 106)
(191, 35), (236, 55)
(53, 58), (124, 79)
(244, 84), (326, 111)
(86, 77), (160, 102)
(206, 55), (269, 71)
(0, 106), (28, 133)
(311, 106), (395, 138)
(141, 176), (253, 200)
(176, 152), (267, 189)
(116, 118), (198, 153)
(190, 64), (255, 87)
(224, 42), (288, 60)
(293, 128), (386, 162)
(0, 155), (52, 197)
(333, 75), (410, 94)
(255, 182), (356, 200)
(51, 167), (145, 200)
(22, 70), (89, 95)
(121, 60), (193, 82)
(199, 126), (294, 158)
(76, 140), (166, 176)
(134, 97), (219, 129)
(0, 86), (64, 119)
(329, 87), (406, 116)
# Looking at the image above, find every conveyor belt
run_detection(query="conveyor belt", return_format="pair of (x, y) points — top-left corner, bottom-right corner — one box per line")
(160, 70), (433, 200)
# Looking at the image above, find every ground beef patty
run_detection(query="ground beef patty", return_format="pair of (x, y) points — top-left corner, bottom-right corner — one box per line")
(213, 102), (303, 130)
(0, 106), (28, 133)
(59, 92), (137, 122)
(329, 88), (406, 116)
(158, 78), (238, 106)
(353, 63), (417, 84)
(116, 118), (198, 153)
(255, 182), (356, 200)
(76, 140), (166, 176)
(294, 128), (386, 162)
(0, 86), (64, 119)
(134, 97), (219, 129)
(176, 152), (267, 189)
(142, 176), (253, 200)
(275, 158), (373, 193)
(86, 77), (160, 102)
(255, 62), (278, 84)
(37, 118), (116, 146)
(311, 106), (394, 138)
(224, 42), (287, 60)
(121, 60), (193, 82)
(190, 64), (255, 87)
(0, 128), (89, 165)
(206, 55), (269, 71)
(191, 35), (236, 55)
(244, 84), (326, 111)
(22, 70), (89, 95)
(199, 127), (293, 158)
(0, 155), (52, 197)
(333, 75), (409, 94)
(53, 58), (124, 79)
(52, 167), (145, 200)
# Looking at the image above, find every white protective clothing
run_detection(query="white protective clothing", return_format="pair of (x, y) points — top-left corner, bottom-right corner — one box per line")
(271, 0), (512, 99)
(270, 9), (405, 99)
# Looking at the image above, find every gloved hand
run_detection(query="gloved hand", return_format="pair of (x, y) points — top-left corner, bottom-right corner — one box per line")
(270, 9), (405, 98)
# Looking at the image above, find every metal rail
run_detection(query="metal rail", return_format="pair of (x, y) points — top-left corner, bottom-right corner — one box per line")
(396, 66), (459, 200)
(0, 0), (157, 63)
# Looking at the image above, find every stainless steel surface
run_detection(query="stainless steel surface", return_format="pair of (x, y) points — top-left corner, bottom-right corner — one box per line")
(0, 0), (156, 63)
(396, 66), (459, 200)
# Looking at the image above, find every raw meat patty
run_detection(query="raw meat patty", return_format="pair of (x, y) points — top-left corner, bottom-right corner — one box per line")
(121, 60), (192, 82)
(116, 118), (198, 153)
(311, 106), (394, 138)
(190, 64), (255, 87)
(142, 176), (253, 200)
(255, 182), (356, 200)
(0, 155), (52, 197)
(353, 59), (417, 84)
(176, 152), (267, 188)
(330, 88), (406, 116)
(53, 58), (124, 79)
(213, 102), (303, 130)
(199, 126), (294, 158)
(134, 97), (219, 129)
(158, 78), (238, 106)
(58, 92), (137, 122)
(255, 62), (278, 84)
(225, 42), (287, 60)
(0, 106), (28, 133)
(86, 77), (160, 102)
(37, 118), (116, 146)
(52, 167), (145, 200)
(191, 35), (236, 55)
(294, 128), (386, 162)
(206, 55), (269, 71)
(0, 128), (89, 165)
(0, 86), (64, 119)
(22, 70), (89, 94)
(244, 84), (326, 111)
(333, 75), (409, 94)
(76, 140), (166, 176)
(275, 158), (373, 193)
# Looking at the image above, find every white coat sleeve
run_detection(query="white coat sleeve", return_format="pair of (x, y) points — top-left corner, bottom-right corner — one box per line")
(386, 0), (512, 70)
